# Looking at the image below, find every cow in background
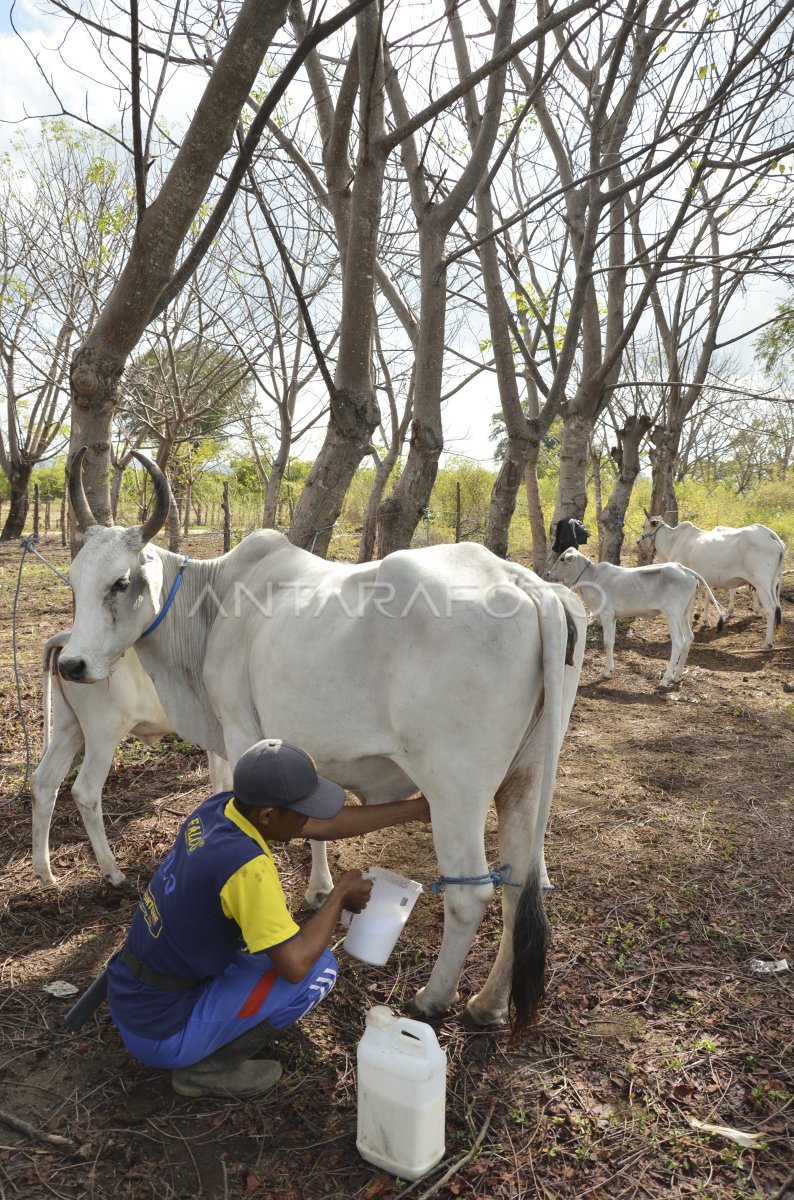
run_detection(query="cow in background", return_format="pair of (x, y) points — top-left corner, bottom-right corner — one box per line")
(638, 519), (785, 649)
(549, 549), (725, 690)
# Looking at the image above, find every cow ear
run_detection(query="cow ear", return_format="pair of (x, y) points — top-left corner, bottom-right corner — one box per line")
(139, 556), (164, 616)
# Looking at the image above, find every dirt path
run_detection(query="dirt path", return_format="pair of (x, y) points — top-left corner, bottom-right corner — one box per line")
(1, 539), (792, 1200)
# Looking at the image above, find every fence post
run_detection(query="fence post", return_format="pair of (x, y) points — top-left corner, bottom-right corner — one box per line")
(222, 482), (231, 554)
(33, 483), (40, 536)
(60, 494), (67, 547)
(45, 497), (51, 533)
(455, 481), (462, 544)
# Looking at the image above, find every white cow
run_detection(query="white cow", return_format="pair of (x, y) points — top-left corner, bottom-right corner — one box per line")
(32, 633), (231, 889)
(57, 449), (586, 1036)
(549, 549), (725, 690)
(638, 518), (786, 648)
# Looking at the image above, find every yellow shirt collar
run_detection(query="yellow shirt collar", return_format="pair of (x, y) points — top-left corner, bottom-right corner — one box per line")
(224, 796), (275, 860)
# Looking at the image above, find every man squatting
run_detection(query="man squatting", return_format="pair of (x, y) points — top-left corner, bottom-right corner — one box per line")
(106, 739), (430, 1097)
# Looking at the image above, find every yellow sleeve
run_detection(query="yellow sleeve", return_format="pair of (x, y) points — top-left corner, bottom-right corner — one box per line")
(219, 854), (300, 953)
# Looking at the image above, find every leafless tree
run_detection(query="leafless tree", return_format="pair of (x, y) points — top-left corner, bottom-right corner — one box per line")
(0, 122), (130, 538)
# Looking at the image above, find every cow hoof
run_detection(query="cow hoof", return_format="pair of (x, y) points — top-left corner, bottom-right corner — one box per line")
(303, 888), (331, 910)
(542, 882), (555, 893)
(107, 875), (134, 893)
(658, 683), (669, 693)
(406, 987), (459, 1018)
(35, 873), (59, 890)
(465, 994), (507, 1027)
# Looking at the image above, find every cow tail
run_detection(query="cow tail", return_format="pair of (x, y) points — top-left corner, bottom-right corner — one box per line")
(508, 585), (569, 1040)
(685, 569), (727, 632)
(775, 545), (784, 628)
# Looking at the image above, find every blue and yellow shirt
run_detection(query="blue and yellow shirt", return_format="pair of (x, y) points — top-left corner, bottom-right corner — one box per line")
(107, 792), (299, 1038)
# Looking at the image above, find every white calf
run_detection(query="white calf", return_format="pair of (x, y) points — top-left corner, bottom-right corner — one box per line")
(549, 549), (725, 690)
(32, 633), (231, 888)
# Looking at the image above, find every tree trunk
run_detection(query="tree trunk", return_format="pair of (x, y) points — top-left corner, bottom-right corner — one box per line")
(358, 452), (397, 563)
(222, 481), (231, 553)
(0, 464), (33, 541)
(590, 447), (603, 558)
(486, 447), (526, 559)
(649, 426), (680, 524)
(110, 457), (128, 522)
(263, 432), (289, 529)
(377, 225), (447, 557)
(547, 408), (592, 561)
(524, 439), (547, 574)
(599, 414), (650, 564)
(167, 495), (182, 552)
(638, 424), (681, 563)
(289, 5), (386, 556)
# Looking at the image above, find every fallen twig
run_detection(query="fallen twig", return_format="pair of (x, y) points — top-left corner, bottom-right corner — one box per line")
(0, 1107), (76, 1149)
(397, 1098), (497, 1200)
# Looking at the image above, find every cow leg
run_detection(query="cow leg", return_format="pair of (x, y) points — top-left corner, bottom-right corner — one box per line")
(71, 740), (129, 888)
(31, 719), (84, 888)
(207, 751), (233, 792)
(465, 768), (541, 1026)
(304, 842), (333, 908)
(755, 584), (779, 649)
(661, 616), (693, 689)
(407, 794), (493, 1018)
(600, 612), (616, 679)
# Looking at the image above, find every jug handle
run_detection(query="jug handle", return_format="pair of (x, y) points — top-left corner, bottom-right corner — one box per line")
(391, 1018), (441, 1056)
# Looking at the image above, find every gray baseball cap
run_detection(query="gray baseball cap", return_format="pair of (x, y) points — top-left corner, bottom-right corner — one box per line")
(233, 739), (345, 819)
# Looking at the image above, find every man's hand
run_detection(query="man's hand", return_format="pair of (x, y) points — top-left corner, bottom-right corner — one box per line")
(336, 869), (373, 914)
(268, 869), (374, 983)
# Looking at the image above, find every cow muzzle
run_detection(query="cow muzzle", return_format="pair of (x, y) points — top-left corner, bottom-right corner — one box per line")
(58, 656), (90, 683)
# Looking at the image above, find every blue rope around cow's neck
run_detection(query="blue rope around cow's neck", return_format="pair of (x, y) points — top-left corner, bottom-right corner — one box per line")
(431, 864), (523, 893)
(141, 556), (189, 638)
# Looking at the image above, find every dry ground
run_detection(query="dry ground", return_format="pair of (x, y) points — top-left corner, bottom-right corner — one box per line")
(1, 536), (792, 1200)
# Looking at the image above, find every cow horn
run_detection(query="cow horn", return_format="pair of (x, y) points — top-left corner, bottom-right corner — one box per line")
(130, 450), (172, 544)
(68, 447), (98, 531)
(642, 506), (649, 518)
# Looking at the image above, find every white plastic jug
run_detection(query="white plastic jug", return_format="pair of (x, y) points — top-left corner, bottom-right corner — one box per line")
(342, 867), (423, 966)
(356, 1005), (446, 1179)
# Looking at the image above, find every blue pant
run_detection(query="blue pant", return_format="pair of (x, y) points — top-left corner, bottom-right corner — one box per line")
(114, 948), (338, 1069)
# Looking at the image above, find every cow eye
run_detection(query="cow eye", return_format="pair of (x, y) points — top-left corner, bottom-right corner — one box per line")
(110, 577), (130, 594)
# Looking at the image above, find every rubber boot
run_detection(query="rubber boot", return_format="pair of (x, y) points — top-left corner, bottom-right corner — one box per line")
(172, 1020), (283, 1098)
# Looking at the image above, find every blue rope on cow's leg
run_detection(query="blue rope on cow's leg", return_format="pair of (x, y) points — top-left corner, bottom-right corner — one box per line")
(430, 865), (524, 893)
(430, 864), (556, 894)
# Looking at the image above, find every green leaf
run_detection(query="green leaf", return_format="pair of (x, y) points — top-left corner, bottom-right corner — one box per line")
(698, 66), (708, 80)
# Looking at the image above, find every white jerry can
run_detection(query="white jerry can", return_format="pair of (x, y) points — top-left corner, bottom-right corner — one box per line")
(356, 1005), (447, 1180)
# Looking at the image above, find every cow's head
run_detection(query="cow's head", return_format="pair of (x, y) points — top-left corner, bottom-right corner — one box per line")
(637, 516), (666, 547)
(57, 450), (171, 683)
(548, 548), (589, 586)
